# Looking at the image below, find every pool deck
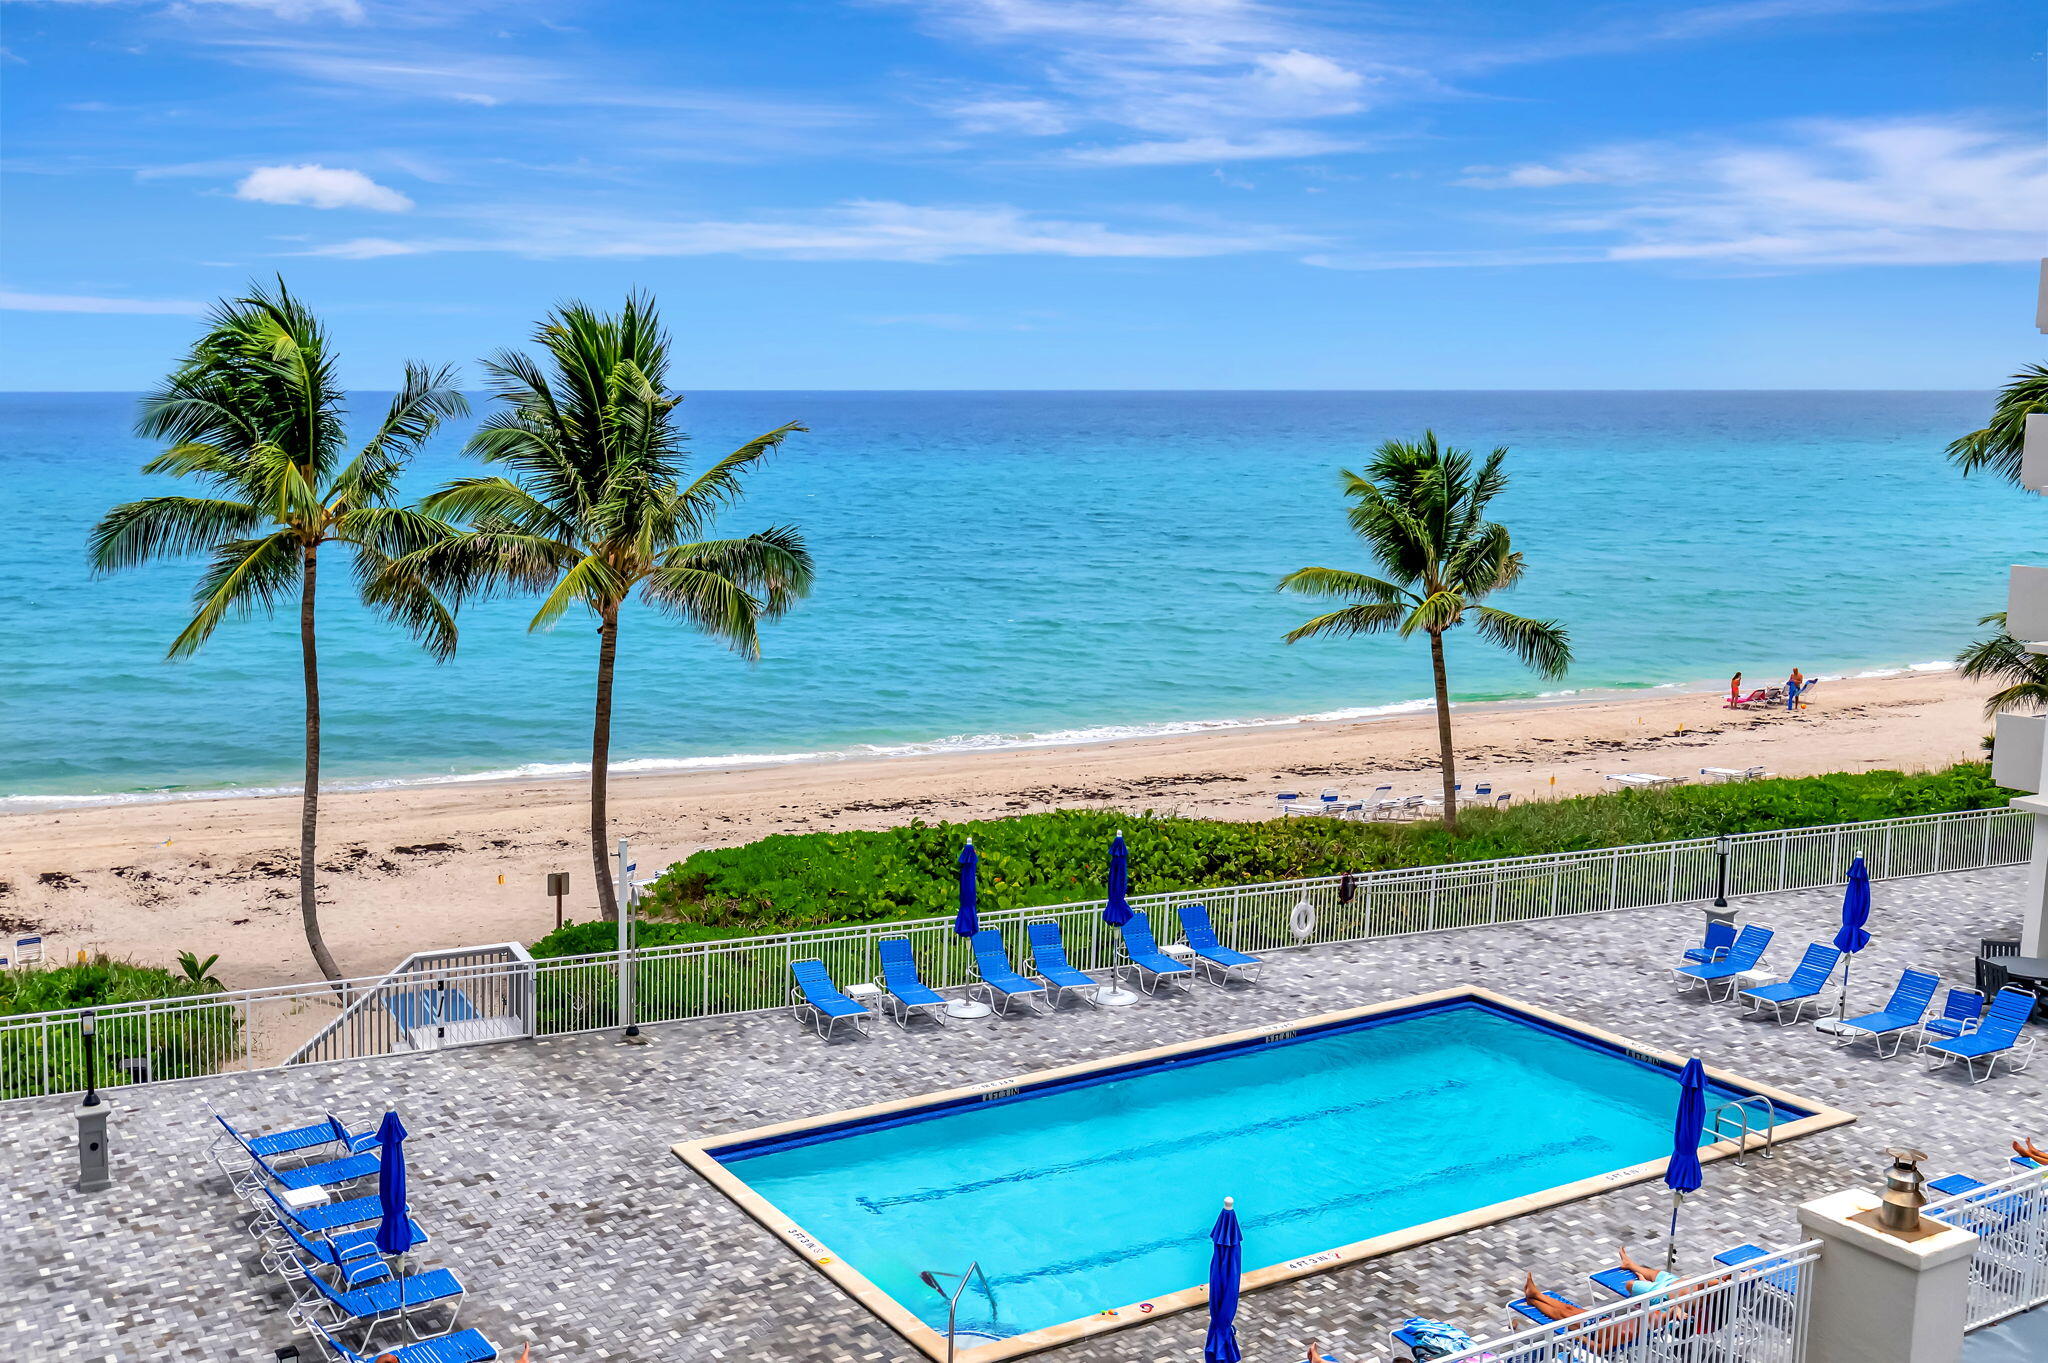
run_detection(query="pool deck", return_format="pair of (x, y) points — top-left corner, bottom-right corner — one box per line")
(4, 865), (2044, 1362)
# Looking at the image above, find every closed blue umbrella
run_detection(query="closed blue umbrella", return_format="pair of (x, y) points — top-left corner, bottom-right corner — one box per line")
(1833, 854), (1872, 1024)
(1104, 832), (1132, 927)
(373, 1109), (414, 1257)
(1664, 1059), (1707, 1271)
(954, 840), (979, 938)
(1204, 1196), (1243, 1363)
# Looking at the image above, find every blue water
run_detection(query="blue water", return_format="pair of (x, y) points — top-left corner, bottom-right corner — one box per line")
(721, 1002), (1759, 1337)
(0, 390), (2033, 803)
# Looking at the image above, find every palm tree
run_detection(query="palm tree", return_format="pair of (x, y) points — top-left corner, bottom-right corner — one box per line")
(1278, 433), (1571, 831)
(1948, 363), (2048, 483)
(89, 281), (466, 982)
(400, 294), (814, 922)
(1958, 613), (2048, 718)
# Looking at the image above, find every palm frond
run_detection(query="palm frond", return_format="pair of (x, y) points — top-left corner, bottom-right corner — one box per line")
(1281, 602), (1408, 644)
(1949, 363), (2048, 484)
(89, 496), (265, 573)
(653, 526), (815, 618)
(166, 531), (302, 658)
(528, 553), (630, 631)
(1470, 606), (1573, 679)
(1275, 566), (1414, 604)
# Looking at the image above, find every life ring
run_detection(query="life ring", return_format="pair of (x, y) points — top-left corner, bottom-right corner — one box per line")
(1290, 899), (1317, 941)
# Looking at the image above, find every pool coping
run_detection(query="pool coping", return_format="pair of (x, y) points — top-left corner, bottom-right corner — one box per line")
(670, 985), (1855, 1362)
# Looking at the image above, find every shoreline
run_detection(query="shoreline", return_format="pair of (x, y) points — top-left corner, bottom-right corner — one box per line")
(0, 656), (1959, 814)
(0, 667), (1996, 992)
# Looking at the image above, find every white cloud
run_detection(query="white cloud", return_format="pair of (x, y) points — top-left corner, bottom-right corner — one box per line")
(298, 199), (1301, 263)
(1320, 117), (2048, 270)
(0, 290), (205, 314)
(1063, 130), (1362, 167)
(234, 164), (413, 211)
(15, 0), (365, 17)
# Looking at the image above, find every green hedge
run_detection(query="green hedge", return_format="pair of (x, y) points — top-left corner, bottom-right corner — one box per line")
(548, 763), (2004, 945)
(0, 956), (243, 1100)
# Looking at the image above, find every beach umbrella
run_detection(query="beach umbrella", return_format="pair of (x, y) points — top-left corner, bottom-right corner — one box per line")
(1833, 854), (1872, 1023)
(373, 1109), (415, 1258)
(1104, 831), (1132, 927)
(1204, 1196), (1244, 1363)
(1664, 1059), (1707, 1272)
(954, 840), (979, 938)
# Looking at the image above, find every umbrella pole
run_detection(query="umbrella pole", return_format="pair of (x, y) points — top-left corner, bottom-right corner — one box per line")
(1665, 1190), (1683, 1273)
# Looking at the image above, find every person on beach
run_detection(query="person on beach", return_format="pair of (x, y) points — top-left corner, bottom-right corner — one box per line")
(1521, 1273), (1648, 1349)
(1786, 668), (1804, 711)
(1303, 1337), (1340, 1363)
(1729, 672), (1742, 703)
(1616, 1246), (1679, 1300)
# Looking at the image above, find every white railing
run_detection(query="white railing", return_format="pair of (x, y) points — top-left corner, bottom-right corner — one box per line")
(1433, 1241), (1819, 1363)
(283, 943), (535, 1066)
(1926, 1164), (2048, 1331)
(0, 805), (2027, 1103)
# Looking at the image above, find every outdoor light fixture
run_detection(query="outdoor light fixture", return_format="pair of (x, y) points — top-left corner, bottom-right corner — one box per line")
(1878, 1147), (1930, 1235)
(79, 1009), (100, 1107)
(1712, 834), (1733, 910)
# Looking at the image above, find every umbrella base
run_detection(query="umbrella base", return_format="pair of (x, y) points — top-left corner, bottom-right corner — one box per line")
(1096, 986), (1142, 1007)
(945, 998), (994, 1020)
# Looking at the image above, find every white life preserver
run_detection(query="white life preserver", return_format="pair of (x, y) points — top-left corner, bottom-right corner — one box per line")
(1290, 898), (1316, 941)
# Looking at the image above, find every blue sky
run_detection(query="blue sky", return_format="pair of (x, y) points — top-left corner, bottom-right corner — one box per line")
(2, 0), (2042, 389)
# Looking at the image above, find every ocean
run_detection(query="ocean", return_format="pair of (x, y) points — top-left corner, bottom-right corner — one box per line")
(0, 390), (2031, 806)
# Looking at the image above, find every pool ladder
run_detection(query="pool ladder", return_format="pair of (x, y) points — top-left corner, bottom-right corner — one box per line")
(1707, 1094), (1780, 1164)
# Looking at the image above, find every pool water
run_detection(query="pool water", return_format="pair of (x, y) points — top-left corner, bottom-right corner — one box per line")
(717, 1000), (1769, 1338)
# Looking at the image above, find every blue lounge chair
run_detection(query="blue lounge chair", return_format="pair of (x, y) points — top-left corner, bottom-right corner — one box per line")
(383, 986), (480, 1033)
(307, 1319), (500, 1363)
(969, 930), (1049, 1016)
(1713, 1243), (1800, 1297)
(208, 1103), (376, 1165)
(216, 1114), (380, 1194)
(1832, 967), (1939, 1056)
(1915, 987), (1984, 1053)
(1176, 904), (1263, 986)
(873, 938), (949, 1029)
(1116, 910), (1194, 995)
(291, 1265), (466, 1347)
(1587, 1266), (1641, 1300)
(787, 959), (872, 1040)
(264, 1214), (427, 1289)
(1739, 942), (1840, 1025)
(1684, 920), (1738, 965)
(1926, 986), (2038, 1082)
(258, 1186), (388, 1241)
(1507, 1291), (1581, 1330)
(1025, 921), (1101, 1009)
(1673, 925), (1773, 1000)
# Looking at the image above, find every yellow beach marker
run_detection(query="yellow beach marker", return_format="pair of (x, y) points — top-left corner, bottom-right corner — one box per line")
(497, 874), (505, 886)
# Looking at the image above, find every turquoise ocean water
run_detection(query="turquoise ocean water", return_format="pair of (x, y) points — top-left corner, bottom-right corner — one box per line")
(723, 1002), (1757, 1336)
(0, 390), (2034, 805)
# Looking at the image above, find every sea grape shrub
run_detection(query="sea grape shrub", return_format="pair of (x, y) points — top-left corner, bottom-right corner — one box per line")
(582, 764), (2005, 940)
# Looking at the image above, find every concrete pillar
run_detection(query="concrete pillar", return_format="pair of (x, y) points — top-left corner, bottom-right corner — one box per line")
(75, 1098), (111, 1193)
(1797, 1188), (1977, 1363)
(2024, 807), (2048, 956)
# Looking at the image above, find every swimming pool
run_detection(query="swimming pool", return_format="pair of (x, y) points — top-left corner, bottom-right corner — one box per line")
(676, 988), (1850, 1360)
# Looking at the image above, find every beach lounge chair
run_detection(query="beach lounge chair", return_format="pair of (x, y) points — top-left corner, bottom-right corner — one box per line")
(306, 1318), (500, 1363)
(1915, 987), (1984, 1053)
(1739, 942), (1840, 1025)
(1318, 787), (1343, 814)
(969, 930), (1049, 1016)
(1713, 1243), (1801, 1298)
(1275, 790), (1305, 817)
(1605, 772), (1684, 788)
(1115, 910), (1195, 995)
(254, 1186), (388, 1242)
(1831, 967), (1940, 1056)
(263, 1213), (427, 1289)
(1586, 1266), (1641, 1301)
(1025, 922), (1101, 1009)
(873, 938), (949, 1029)
(787, 959), (872, 1040)
(1700, 766), (1768, 783)
(1175, 903), (1263, 986)
(290, 1264), (466, 1347)
(207, 1103), (377, 1171)
(215, 1114), (380, 1195)
(1683, 920), (1737, 965)
(1673, 925), (1773, 1001)
(1926, 986), (2039, 1082)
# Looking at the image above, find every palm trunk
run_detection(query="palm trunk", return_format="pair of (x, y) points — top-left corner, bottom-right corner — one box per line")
(1430, 629), (1458, 832)
(299, 546), (344, 983)
(591, 608), (621, 923)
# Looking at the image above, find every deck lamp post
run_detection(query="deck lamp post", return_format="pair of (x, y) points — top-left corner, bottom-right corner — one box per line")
(80, 1009), (100, 1108)
(617, 838), (644, 1044)
(1712, 834), (1733, 910)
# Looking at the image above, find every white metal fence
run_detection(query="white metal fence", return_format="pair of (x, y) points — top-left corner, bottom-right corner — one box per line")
(1432, 1241), (1819, 1363)
(1926, 1164), (2048, 1331)
(0, 805), (2028, 1103)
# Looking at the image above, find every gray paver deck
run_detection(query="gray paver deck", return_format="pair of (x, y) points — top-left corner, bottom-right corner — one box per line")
(3, 867), (2043, 1363)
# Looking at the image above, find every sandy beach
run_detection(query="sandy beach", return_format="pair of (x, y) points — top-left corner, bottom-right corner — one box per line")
(0, 669), (1996, 991)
